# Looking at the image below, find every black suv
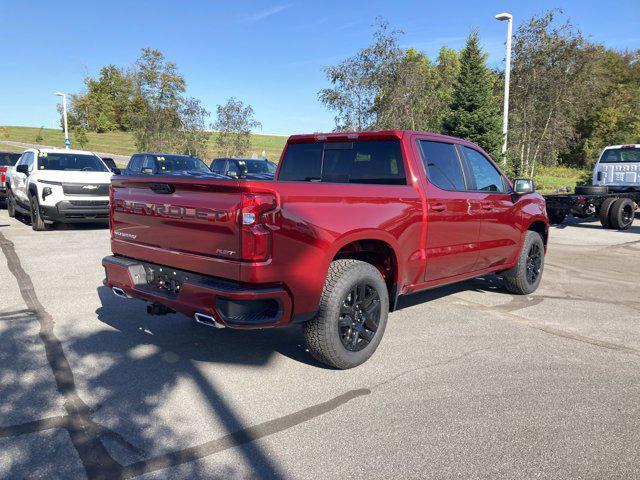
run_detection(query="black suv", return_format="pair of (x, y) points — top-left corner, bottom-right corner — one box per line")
(210, 158), (277, 180)
(125, 153), (211, 176)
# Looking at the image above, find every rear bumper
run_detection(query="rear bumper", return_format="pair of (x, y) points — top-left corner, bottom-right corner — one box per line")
(41, 200), (109, 223)
(102, 255), (293, 329)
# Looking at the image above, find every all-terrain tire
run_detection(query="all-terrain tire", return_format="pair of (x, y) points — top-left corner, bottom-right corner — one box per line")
(574, 185), (608, 195)
(598, 197), (617, 229)
(609, 198), (635, 230)
(29, 194), (48, 231)
(7, 191), (16, 218)
(303, 259), (389, 369)
(501, 231), (545, 295)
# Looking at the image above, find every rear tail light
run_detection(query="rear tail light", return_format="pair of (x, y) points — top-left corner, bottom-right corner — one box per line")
(240, 192), (277, 261)
(0, 167), (6, 184)
(109, 184), (115, 238)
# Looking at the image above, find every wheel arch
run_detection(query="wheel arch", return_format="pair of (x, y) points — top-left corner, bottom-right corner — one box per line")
(328, 231), (402, 311)
(525, 218), (549, 246)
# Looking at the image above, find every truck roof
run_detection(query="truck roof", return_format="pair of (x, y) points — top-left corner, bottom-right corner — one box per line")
(287, 130), (480, 148)
(27, 147), (99, 156)
(602, 144), (640, 150)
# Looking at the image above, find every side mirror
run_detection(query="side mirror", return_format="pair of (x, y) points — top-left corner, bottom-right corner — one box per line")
(513, 178), (535, 195)
(141, 167), (154, 175)
(227, 170), (238, 178)
(16, 164), (29, 175)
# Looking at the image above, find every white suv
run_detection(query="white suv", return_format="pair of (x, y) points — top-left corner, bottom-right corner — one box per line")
(592, 144), (640, 192)
(6, 148), (113, 230)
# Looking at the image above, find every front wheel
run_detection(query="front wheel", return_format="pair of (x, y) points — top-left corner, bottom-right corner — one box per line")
(501, 231), (545, 295)
(7, 192), (16, 218)
(29, 195), (49, 231)
(304, 259), (389, 369)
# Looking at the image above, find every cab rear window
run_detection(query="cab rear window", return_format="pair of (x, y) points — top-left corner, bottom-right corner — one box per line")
(278, 140), (406, 185)
(599, 147), (640, 163)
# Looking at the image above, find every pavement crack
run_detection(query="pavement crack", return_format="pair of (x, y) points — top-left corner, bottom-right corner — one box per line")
(119, 388), (370, 479)
(0, 231), (124, 479)
(370, 346), (494, 391)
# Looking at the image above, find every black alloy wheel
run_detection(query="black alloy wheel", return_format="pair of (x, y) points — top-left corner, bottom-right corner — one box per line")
(526, 242), (543, 286)
(339, 282), (381, 352)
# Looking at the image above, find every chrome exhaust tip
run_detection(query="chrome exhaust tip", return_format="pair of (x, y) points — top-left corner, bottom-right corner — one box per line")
(112, 286), (129, 299)
(194, 312), (225, 329)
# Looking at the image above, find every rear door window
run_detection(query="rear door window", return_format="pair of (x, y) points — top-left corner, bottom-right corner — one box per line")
(278, 143), (323, 181)
(278, 140), (405, 185)
(419, 141), (466, 191)
(322, 141), (405, 185)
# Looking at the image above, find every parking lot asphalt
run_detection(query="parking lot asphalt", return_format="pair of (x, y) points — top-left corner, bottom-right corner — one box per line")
(0, 211), (639, 480)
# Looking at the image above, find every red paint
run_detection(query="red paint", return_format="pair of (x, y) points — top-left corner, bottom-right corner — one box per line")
(103, 131), (548, 327)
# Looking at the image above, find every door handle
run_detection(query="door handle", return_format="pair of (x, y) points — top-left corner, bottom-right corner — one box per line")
(480, 202), (493, 211)
(430, 203), (446, 212)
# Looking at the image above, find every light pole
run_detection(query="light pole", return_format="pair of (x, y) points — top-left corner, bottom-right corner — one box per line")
(54, 92), (70, 149)
(495, 12), (513, 166)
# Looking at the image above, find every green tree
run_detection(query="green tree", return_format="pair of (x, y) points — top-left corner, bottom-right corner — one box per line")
(319, 19), (403, 131)
(443, 30), (502, 160)
(130, 48), (187, 152)
(566, 48), (640, 168)
(375, 47), (460, 132)
(178, 97), (210, 157)
(508, 11), (597, 176)
(67, 65), (135, 132)
(35, 126), (44, 143)
(74, 125), (89, 149)
(211, 98), (261, 157)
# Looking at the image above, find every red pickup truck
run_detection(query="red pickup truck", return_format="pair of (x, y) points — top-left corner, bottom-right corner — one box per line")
(103, 131), (548, 369)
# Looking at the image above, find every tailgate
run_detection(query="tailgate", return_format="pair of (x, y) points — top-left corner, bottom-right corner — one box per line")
(111, 176), (242, 280)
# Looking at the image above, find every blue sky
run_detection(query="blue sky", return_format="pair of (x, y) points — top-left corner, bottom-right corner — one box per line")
(1, 0), (639, 135)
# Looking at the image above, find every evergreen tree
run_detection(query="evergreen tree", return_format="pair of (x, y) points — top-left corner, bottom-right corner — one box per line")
(444, 30), (502, 160)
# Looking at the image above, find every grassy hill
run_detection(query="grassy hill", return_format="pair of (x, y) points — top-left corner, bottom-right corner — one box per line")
(0, 126), (288, 160)
(1, 125), (587, 193)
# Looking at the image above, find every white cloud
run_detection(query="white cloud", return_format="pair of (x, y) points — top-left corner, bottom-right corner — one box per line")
(243, 3), (294, 24)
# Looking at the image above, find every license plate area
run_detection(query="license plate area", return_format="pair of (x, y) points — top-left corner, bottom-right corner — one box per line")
(129, 264), (186, 296)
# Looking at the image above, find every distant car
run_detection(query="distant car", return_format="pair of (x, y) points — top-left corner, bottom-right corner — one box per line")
(210, 158), (277, 179)
(124, 153), (211, 176)
(101, 157), (121, 174)
(592, 144), (640, 192)
(0, 151), (21, 203)
(5, 148), (113, 230)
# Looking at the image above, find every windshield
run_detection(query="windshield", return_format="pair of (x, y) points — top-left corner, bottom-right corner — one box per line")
(242, 160), (276, 175)
(599, 147), (640, 164)
(156, 155), (210, 173)
(38, 152), (109, 172)
(0, 153), (20, 167)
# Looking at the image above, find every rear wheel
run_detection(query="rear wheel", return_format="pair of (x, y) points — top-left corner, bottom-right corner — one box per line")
(304, 259), (388, 369)
(29, 194), (48, 231)
(598, 197), (617, 229)
(609, 198), (635, 230)
(502, 231), (545, 295)
(7, 192), (16, 218)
